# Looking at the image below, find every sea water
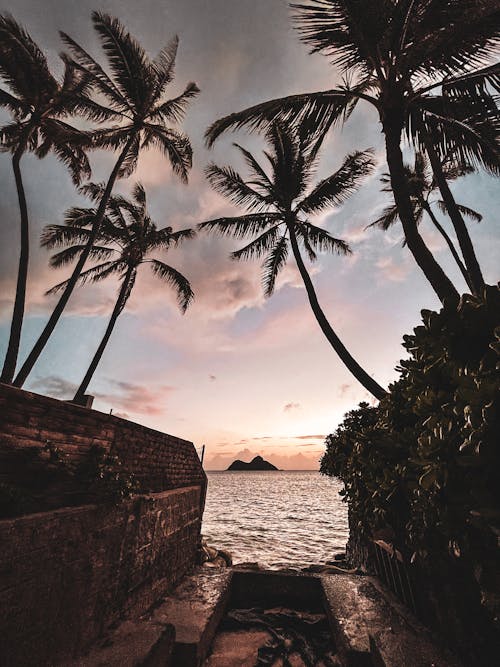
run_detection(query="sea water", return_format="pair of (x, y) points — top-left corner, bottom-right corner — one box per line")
(202, 471), (348, 568)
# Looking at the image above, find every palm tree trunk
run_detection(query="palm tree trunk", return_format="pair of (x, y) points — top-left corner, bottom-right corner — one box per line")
(383, 121), (460, 305)
(1, 149), (29, 383)
(422, 202), (473, 292)
(287, 224), (386, 401)
(73, 266), (134, 405)
(13, 135), (136, 388)
(422, 132), (484, 296)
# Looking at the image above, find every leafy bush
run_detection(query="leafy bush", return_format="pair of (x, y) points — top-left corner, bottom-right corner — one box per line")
(321, 285), (500, 563)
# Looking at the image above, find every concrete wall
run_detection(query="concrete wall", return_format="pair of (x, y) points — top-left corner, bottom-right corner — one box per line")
(0, 384), (207, 666)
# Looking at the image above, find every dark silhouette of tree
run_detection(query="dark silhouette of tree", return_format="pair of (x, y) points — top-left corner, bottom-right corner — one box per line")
(205, 1), (500, 303)
(14, 12), (199, 387)
(0, 15), (91, 382)
(199, 123), (386, 400)
(42, 183), (194, 404)
(369, 152), (482, 291)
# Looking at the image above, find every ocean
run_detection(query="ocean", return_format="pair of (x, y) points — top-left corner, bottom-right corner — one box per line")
(201, 470), (348, 568)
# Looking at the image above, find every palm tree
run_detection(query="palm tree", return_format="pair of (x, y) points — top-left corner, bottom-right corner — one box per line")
(14, 11), (199, 388)
(370, 152), (482, 291)
(199, 122), (386, 400)
(0, 14), (91, 383)
(42, 183), (195, 404)
(205, 1), (500, 304)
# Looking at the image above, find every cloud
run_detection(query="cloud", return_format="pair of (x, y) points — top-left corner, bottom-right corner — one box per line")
(29, 375), (175, 417)
(30, 375), (77, 399)
(375, 256), (413, 283)
(284, 402), (301, 412)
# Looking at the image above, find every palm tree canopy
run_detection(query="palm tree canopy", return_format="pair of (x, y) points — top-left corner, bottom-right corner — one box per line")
(205, 1), (500, 173)
(61, 12), (200, 181)
(0, 14), (91, 182)
(200, 122), (374, 296)
(42, 182), (195, 312)
(370, 151), (482, 235)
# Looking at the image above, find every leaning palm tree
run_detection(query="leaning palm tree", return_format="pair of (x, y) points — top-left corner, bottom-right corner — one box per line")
(0, 14), (91, 383)
(205, 1), (500, 303)
(42, 183), (195, 405)
(14, 11), (199, 387)
(370, 152), (482, 292)
(199, 123), (386, 400)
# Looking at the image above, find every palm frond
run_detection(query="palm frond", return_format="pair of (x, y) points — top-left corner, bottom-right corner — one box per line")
(141, 124), (192, 183)
(118, 133), (140, 177)
(149, 81), (200, 124)
(60, 33), (130, 113)
(0, 14), (56, 102)
(151, 35), (178, 100)
(150, 259), (193, 312)
(205, 163), (270, 211)
(49, 244), (115, 268)
(198, 212), (282, 240)
(91, 12), (150, 111)
(0, 87), (25, 118)
(437, 200), (482, 223)
(41, 224), (94, 249)
(205, 89), (353, 147)
(297, 149), (375, 214)
(262, 235), (289, 297)
(290, 1), (392, 76)
(297, 221), (351, 255)
(46, 261), (118, 294)
(367, 203), (400, 231)
(231, 226), (282, 261)
(233, 142), (273, 193)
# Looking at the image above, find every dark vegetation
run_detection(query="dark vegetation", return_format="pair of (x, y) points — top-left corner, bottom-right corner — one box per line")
(321, 284), (500, 661)
(0, 441), (137, 519)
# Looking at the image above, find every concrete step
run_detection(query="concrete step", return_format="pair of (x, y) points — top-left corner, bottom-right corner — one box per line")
(68, 619), (175, 667)
(151, 568), (232, 666)
(320, 574), (461, 667)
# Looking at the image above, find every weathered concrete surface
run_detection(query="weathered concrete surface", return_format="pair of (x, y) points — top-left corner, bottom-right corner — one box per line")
(151, 567), (232, 666)
(204, 629), (271, 667)
(321, 574), (462, 667)
(68, 619), (175, 667)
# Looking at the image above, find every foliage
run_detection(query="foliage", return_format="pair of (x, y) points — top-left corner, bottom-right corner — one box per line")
(0, 442), (138, 518)
(321, 284), (500, 563)
(74, 444), (138, 503)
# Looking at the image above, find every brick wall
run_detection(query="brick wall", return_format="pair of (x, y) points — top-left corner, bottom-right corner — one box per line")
(0, 487), (201, 666)
(0, 384), (208, 665)
(0, 383), (207, 510)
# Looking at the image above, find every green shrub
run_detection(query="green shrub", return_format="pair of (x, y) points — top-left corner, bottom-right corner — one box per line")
(321, 285), (500, 563)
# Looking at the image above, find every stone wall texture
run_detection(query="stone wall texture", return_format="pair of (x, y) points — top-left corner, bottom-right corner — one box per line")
(0, 384), (207, 666)
(0, 383), (207, 509)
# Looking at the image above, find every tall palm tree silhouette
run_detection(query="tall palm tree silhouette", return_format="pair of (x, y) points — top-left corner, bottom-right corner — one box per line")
(205, 1), (499, 303)
(370, 152), (482, 291)
(0, 15), (91, 382)
(42, 183), (195, 404)
(200, 123), (386, 400)
(14, 12), (199, 387)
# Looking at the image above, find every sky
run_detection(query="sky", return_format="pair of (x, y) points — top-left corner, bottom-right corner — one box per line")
(1, 1), (498, 470)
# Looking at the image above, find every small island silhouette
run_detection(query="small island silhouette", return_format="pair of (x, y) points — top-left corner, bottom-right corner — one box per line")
(227, 455), (278, 471)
